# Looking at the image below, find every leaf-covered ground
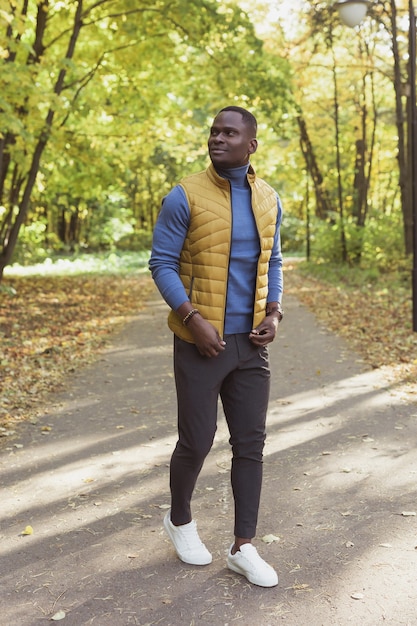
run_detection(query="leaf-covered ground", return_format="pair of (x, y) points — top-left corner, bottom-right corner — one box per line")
(1, 264), (416, 438)
(0, 273), (154, 433)
(285, 262), (417, 399)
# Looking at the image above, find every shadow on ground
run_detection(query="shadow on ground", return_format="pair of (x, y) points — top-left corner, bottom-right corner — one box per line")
(1, 288), (416, 626)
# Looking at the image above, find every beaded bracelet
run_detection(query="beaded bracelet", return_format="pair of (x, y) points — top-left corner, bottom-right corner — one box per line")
(182, 308), (199, 326)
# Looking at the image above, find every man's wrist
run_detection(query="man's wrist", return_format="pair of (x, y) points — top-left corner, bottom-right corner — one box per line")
(266, 302), (284, 322)
(182, 308), (200, 326)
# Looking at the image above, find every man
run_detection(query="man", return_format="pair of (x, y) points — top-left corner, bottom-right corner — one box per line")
(149, 106), (283, 587)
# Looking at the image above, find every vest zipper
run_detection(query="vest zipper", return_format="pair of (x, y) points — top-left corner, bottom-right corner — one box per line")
(222, 181), (232, 338)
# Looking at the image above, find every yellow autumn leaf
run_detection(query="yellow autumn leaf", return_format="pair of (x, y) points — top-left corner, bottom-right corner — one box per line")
(21, 525), (33, 535)
(262, 534), (280, 544)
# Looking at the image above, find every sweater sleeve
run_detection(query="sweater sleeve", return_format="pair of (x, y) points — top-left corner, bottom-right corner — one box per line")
(267, 194), (284, 304)
(148, 185), (191, 311)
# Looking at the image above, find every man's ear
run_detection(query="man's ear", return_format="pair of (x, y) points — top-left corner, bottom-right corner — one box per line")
(248, 139), (258, 155)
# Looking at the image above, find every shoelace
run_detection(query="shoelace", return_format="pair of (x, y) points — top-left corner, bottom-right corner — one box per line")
(181, 522), (205, 549)
(239, 545), (268, 570)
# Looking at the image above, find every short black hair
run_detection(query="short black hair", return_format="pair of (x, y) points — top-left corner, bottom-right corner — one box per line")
(218, 106), (257, 136)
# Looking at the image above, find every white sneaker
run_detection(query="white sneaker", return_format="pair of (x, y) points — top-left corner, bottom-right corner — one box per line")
(163, 511), (212, 565)
(227, 543), (278, 587)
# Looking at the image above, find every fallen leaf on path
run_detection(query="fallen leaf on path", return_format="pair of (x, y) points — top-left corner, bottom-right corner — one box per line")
(21, 525), (33, 536)
(262, 534), (280, 544)
(50, 610), (66, 621)
(291, 583), (310, 591)
(0, 427), (16, 437)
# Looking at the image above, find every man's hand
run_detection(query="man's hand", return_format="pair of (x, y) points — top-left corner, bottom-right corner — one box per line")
(188, 314), (226, 357)
(177, 302), (226, 357)
(249, 315), (279, 346)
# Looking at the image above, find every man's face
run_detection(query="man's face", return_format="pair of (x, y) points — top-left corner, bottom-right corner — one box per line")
(208, 110), (257, 170)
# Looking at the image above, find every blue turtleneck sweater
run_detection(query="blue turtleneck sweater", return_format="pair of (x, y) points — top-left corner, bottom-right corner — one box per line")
(149, 163), (283, 335)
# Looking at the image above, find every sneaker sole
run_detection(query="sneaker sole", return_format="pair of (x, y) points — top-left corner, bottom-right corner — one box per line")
(227, 558), (278, 587)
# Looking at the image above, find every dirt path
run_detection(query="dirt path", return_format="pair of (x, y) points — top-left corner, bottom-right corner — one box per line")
(1, 289), (416, 625)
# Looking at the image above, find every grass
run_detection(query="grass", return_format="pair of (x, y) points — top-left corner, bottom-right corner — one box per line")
(3, 250), (150, 278)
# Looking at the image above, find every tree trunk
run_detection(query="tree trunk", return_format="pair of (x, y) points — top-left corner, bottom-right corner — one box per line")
(297, 114), (334, 219)
(0, 1), (84, 281)
(389, 0), (413, 255)
(330, 40), (347, 263)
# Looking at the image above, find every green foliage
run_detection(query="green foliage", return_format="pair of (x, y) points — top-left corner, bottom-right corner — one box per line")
(307, 211), (408, 272)
(1, 0), (414, 287)
(307, 214), (344, 264)
(84, 204), (135, 249)
(281, 214), (306, 254)
(0, 0), (292, 279)
(361, 211), (406, 272)
(11, 221), (52, 266)
(296, 257), (411, 294)
(117, 230), (154, 252)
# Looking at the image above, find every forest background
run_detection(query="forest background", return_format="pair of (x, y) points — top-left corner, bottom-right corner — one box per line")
(1, 0), (417, 431)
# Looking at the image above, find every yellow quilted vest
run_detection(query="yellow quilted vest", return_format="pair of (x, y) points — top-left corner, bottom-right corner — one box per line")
(168, 163), (278, 342)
